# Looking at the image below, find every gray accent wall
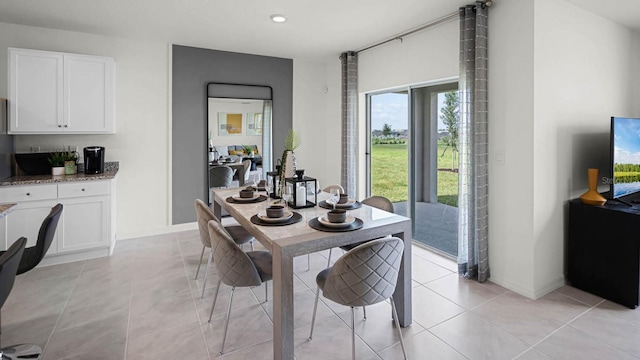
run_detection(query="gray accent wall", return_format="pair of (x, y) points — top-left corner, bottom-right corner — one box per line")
(172, 45), (293, 224)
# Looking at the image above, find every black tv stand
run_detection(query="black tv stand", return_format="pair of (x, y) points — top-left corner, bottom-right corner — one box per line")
(610, 198), (633, 206)
(568, 199), (639, 308)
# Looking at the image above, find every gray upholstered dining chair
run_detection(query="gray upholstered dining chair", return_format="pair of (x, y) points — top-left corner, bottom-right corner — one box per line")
(322, 184), (344, 194)
(209, 165), (234, 188)
(241, 159), (251, 183)
(206, 220), (272, 355)
(194, 199), (255, 298)
(326, 195), (394, 266)
(308, 237), (408, 360)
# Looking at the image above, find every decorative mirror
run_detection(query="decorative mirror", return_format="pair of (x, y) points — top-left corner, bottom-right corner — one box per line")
(206, 83), (273, 204)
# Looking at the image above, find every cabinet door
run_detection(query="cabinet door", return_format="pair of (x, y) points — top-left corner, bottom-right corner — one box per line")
(2, 201), (59, 253)
(8, 49), (64, 133)
(64, 54), (115, 133)
(58, 196), (110, 253)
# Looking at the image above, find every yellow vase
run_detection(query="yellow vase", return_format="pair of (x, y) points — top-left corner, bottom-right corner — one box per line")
(580, 168), (606, 205)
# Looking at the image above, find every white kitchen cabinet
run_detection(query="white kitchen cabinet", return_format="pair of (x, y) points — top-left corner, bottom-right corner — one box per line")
(57, 182), (111, 253)
(0, 180), (115, 264)
(8, 48), (115, 134)
(4, 199), (59, 252)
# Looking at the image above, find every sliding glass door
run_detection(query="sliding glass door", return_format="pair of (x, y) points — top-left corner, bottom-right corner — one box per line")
(367, 91), (409, 204)
(367, 82), (459, 258)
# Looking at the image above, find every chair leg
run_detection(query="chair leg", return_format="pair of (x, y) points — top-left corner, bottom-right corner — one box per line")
(200, 249), (213, 299)
(251, 241), (255, 252)
(363, 306), (367, 320)
(308, 287), (320, 340)
(326, 248), (333, 267)
(194, 246), (206, 280)
(390, 296), (408, 360)
(264, 281), (268, 303)
(1, 344), (43, 360)
(307, 253), (311, 271)
(208, 278), (223, 323)
(350, 306), (356, 360)
(220, 287), (236, 355)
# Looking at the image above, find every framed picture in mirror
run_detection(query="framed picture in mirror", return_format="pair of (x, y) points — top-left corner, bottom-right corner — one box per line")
(218, 113), (243, 135)
(246, 112), (263, 136)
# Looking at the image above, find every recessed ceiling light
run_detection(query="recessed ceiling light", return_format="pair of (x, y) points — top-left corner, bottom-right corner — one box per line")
(270, 14), (287, 23)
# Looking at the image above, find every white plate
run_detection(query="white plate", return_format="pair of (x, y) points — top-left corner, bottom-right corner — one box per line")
(335, 199), (356, 208)
(257, 210), (294, 223)
(318, 215), (356, 228)
(232, 193), (260, 201)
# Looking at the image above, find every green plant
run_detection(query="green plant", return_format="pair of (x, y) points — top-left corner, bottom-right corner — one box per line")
(284, 129), (302, 152)
(242, 145), (254, 155)
(48, 150), (78, 167)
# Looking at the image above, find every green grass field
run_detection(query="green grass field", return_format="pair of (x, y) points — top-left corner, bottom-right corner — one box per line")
(371, 141), (458, 207)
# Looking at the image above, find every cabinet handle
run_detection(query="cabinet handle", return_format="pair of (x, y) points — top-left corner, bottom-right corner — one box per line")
(26, 192), (30, 196)
(64, 125), (68, 128)
(58, 125), (62, 128)
(82, 188), (85, 191)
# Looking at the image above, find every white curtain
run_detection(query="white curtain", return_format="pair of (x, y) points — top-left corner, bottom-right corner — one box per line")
(458, 2), (490, 282)
(261, 100), (273, 179)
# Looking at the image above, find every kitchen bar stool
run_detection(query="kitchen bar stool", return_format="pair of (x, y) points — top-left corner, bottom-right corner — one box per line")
(0, 238), (29, 360)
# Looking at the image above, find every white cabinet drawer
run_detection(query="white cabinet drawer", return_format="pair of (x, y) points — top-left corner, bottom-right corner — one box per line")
(58, 181), (110, 199)
(0, 184), (57, 202)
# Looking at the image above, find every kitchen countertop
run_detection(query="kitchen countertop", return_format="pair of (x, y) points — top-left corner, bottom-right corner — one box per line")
(0, 162), (119, 186)
(0, 203), (17, 218)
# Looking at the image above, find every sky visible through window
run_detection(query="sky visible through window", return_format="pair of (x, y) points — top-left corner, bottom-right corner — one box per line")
(370, 92), (447, 132)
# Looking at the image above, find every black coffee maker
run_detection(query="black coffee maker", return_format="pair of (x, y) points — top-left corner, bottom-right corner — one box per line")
(84, 146), (105, 174)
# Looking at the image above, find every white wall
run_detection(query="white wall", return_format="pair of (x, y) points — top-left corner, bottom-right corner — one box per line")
(530, 0), (638, 296)
(292, 58), (342, 191)
(0, 20), (340, 239)
(354, 0), (640, 299)
(487, 0), (537, 297)
(0, 21), (170, 239)
(357, 20), (460, 199)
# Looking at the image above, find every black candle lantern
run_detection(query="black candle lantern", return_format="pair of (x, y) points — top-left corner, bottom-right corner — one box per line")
(266, 168), (281, 199)
(284, 170), (317, 209)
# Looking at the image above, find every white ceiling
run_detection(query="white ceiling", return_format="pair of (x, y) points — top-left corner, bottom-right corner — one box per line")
(0, 0), (638, 60)
(565, 0), (640, 32)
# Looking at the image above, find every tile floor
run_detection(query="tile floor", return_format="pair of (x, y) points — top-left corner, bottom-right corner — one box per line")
(3, 229), (640, 360)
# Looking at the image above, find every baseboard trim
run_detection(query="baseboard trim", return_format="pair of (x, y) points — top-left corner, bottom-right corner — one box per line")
(116, 222), (198, 241)
(489, 274), (565, 300)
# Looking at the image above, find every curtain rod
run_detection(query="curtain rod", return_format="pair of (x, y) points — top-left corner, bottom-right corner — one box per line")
(354, 0), (494, 54)
(355, 11), (458, 54)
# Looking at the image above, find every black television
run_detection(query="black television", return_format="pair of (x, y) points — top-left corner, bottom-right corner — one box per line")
(610, 116), (640, 200)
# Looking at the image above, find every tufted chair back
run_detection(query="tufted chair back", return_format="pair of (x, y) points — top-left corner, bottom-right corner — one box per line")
(322, 237), (404, 307)
(209, 166), (234, 188)
(194, 199), (219, 248)
(207, 220), (262, 287)
(362, 196), (394, 213)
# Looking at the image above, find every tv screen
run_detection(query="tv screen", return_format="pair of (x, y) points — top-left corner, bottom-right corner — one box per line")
(610, 116), (640, 199)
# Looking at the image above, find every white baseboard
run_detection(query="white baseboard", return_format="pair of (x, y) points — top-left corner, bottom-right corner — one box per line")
(116, 222), (198, 241)
(489, 274), (565, 300)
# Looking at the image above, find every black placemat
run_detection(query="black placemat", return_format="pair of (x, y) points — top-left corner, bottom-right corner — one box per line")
(318, 200), (362, 210)
(250, 212), (303, 226)
(226, 194), (268, 204)
(308, 217), (364, 232)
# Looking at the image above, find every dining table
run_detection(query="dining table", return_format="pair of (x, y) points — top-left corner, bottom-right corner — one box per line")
(213, 188), (412, 360)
